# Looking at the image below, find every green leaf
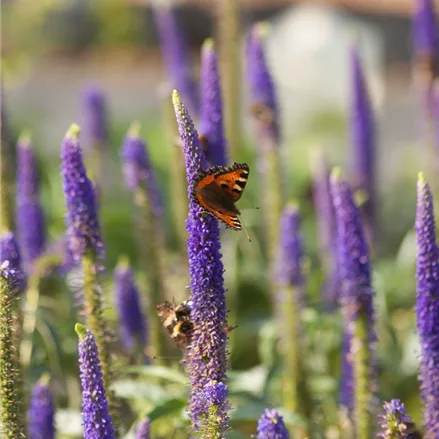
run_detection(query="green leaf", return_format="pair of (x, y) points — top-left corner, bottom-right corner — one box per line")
(112, 380), (169, 404)
(126, 365), (187, 385)
(147, 398), (187, 422)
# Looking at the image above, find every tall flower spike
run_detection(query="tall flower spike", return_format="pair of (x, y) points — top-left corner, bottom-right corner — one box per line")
(412, 0), (438, 87)
(349, 45), (376, 239)
(1, 232), (26, 293)
(0, 262), (26, 438)
(310, 150), (340, 305)
(247, 22), (279, 144)
(81, 86), (109, 196)
(257, 409), (289, 439)
(75, 324), (116, 439)
(16, 132), (46, 270)
(135, 417), (150, 439)
(120, 122), (167, 361)
(82, 86), (108, 147)
(153, 6), (199, 117)
(172, 90), (229, 436)
(277, 205), (312, 423)
(60, 124), (104, 261)
(246, 22), (284, 305)
(330, 168), (376, 439)
(415, 173), (439, 436)
(378, 399), (421, 439)
(120, 122), (163, 217)
(114, 256), (147, 353)
(27, 374), (55, 439)
(199, 39), (228, 166)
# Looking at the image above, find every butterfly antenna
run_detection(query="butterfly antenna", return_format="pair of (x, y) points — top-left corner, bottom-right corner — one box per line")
(239, 216), (252, 242)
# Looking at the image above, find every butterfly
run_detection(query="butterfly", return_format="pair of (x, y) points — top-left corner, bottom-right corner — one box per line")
(191, 162), (250, 230)
(156, 300), (194, 350)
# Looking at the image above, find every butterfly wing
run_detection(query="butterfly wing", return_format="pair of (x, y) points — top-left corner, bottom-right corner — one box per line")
(193, 163), (249, 230)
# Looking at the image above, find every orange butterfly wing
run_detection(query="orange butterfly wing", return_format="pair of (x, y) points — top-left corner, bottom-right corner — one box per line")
(192, 163), (250, 230)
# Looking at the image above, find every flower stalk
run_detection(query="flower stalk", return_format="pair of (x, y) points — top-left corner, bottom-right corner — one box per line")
(415, 173), (439, 436)
(27, 374), (56, 439)
(277, 205), (312, 431)
(246, 22), (284, 297)
(173, 90), (230, 436)
(82, 86), (109, 201)
(120, 122), (167, 362)
(60, 124), (116, 423)
(330, 168), (376, 439)
(257, 409), (290, 439)
(16, 132), (46, 270)
(379, 399), (421, 439)
(75, 323), (116, 439)
(199, 38), (228, 167)
(0, 263), (26, 439)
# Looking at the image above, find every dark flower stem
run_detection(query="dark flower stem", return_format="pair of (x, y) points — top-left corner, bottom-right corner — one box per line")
(216, 0), (242, 161)
(0, 266), (25, 438)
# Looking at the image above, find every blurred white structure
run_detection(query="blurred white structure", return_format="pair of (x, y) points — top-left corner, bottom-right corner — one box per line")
(264, 4), (385, 139)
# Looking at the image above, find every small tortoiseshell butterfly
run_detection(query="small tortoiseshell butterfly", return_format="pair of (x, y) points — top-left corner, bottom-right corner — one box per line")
(156, 300), (194, 350)
(192, 162), (250, 230)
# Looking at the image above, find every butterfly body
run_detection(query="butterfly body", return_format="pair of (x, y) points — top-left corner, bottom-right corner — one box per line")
(192, 162), (250, 230)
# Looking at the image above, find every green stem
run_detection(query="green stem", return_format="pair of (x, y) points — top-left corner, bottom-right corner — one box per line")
(353, 311), (372, 439)
(135, 187), (167, 363)
(82, 250), (118, 422)
(217, 0), (241, 161)
(282, 286), (312, 437)
(0, 272), (25, 438)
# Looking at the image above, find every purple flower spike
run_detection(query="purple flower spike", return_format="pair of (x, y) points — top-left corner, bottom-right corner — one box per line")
(278, 204), (305, 303)
(415, 173), (439, 436)
(60, 124), (104, 261)
(0, 232), (26, 293)
(310, 150), (339, 305)
(153, 6), (198, 117)
(82, 86), (108, 146)
(135, 417), (150, 439)
(379, 399), (421, 439)
(246, 22), (279, 144)
(330, 169), (376, 413)
(257, 409), (289, 439)
(114, 257), (147, 352)
(349, 45), (375, 234)
(75, 324), (116, 439)
(413, 0), (438, 58)
(199, 39), (227, 167)
(120, 122), (163, 217)
(16, 133), (46, 269)
(172, 90), (229, 433)
(27, 375), (55, 439)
